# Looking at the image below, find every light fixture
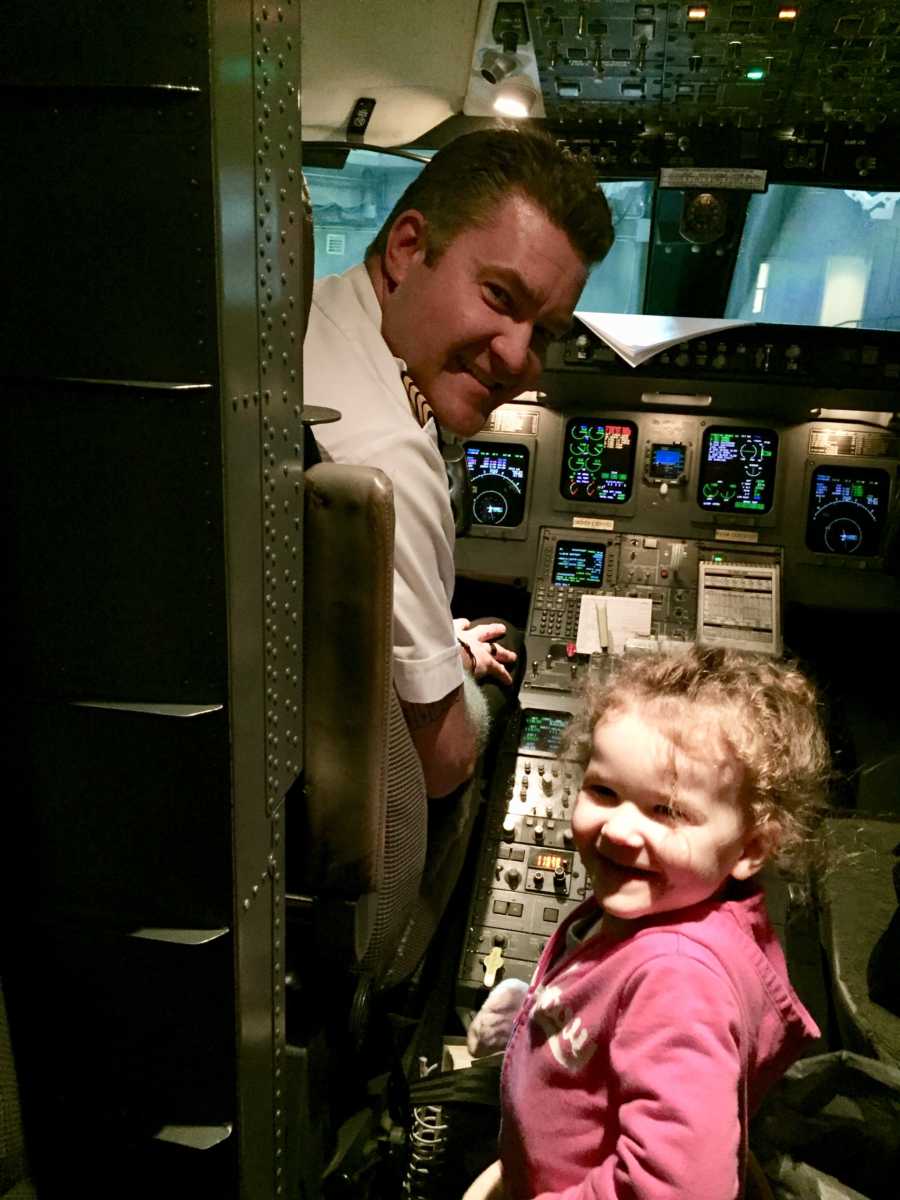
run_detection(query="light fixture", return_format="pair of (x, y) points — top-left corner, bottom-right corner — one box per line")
(480, 47), (520, 86)
(493, 77), (539, 117)
(777, 6), (798, 19)
(687, 5), (708, 20)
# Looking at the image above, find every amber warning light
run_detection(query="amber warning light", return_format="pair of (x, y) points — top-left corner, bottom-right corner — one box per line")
(687, 5), (709, 19)
(777, 6), (798, 18)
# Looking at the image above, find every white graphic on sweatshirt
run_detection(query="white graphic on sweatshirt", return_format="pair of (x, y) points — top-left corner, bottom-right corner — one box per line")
(530, 965), (597, 1071)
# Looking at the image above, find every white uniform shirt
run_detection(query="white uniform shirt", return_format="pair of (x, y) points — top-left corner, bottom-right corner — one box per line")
(304, 264), (464, 706)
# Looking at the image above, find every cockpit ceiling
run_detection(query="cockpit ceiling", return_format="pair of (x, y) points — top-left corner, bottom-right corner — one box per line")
(531, 0), (900, 129)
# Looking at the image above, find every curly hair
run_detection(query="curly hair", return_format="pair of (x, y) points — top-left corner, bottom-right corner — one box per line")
(563, 646), (832, 876)
(366, 127), (614, 269)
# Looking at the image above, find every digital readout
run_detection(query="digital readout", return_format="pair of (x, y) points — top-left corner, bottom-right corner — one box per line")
(464, 440), (530, 528)
(805, 465), (890, 556)
(560, 417), (638, 504)
(528, 851), (569, 873)
(552, 539), (605, 588)
(698, 427), (778, 514)
(649, 443), (686, 480)
(519, 709), (571, 755)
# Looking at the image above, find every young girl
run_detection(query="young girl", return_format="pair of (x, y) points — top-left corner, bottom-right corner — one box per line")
(464, 646), (830, 1200)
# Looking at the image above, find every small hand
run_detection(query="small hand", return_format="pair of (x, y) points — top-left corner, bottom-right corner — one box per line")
(454, 619), (517, 686)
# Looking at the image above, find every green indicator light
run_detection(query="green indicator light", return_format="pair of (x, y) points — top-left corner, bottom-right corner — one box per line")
(746, 68), (765, 80)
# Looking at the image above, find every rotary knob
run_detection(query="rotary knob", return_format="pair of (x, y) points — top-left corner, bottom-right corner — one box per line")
(506, 867), (521, 889)
(502, 815), (517, 843)
(533, 871), (544, 890)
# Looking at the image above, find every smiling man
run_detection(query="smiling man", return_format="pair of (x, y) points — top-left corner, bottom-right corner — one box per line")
(304, 129), (613, 797)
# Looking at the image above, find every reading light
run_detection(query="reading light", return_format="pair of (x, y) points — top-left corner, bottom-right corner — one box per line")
(777, 6), (798, 18)
(746, 67), (766, 80)
(687, 5), (709, 20)
(480, 47), (520, 86)
(493, 76), (539, 117)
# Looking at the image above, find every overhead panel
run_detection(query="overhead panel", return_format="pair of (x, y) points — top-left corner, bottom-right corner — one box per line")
(530, 0), (900, 128)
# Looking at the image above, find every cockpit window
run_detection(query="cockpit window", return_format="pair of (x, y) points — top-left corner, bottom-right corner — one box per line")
(305, 149), (653, 319)
(577, 181), (653, 315)
(305, 148), (433, 279)
(725, 185), (900, 332)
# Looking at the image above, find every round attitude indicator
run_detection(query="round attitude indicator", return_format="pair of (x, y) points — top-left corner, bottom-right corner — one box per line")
(805, 465), (890, 556)
(464, 440), (530, 529)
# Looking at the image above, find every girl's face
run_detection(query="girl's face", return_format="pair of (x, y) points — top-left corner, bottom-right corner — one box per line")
(572, 704), (769, 937)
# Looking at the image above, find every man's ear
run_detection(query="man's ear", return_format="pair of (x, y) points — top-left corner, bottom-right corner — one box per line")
(382, 209), (429, 288)
(730, 820), (780, 881)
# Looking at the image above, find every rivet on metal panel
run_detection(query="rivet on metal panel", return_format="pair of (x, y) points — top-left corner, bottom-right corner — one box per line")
(288, 295), (295, 307)
(252, 883), (259, 896)
(243, 898), (251, 910)
(279, 187), (287, 201)
(262, 362), (268, 373)
(288, 211), (295, 224)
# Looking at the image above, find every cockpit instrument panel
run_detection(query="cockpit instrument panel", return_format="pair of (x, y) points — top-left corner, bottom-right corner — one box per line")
(805, 465), (891, 556)
(464, 440), (530, 529)
(697, 427), (778, 514)
(560, 417), (638, 504)
(552, 539), (606, 588)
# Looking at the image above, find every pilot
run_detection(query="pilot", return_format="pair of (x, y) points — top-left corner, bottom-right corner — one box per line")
(304, 129), (614, 797)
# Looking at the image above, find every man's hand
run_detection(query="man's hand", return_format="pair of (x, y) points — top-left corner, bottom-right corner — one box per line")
(466, 977), (529, 1057)
(454, 619), (516, 686)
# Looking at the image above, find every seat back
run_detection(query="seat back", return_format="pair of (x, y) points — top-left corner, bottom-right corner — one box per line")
(296, 461), (480, 989)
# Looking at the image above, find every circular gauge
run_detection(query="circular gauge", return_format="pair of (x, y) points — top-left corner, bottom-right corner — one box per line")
(680, 190), (729, 245)
(740, 441), (760, 461)
(823, 515), (865, 554)
(472, 489), (509, 525)
(806, 466), (889, 557)
(744, 462), (763, 477)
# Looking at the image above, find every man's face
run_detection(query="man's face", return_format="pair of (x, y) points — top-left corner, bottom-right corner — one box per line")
(379, 193), (587, 438)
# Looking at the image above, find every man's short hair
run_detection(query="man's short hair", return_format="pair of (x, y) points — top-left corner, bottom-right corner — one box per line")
(366, 127), (614, 268)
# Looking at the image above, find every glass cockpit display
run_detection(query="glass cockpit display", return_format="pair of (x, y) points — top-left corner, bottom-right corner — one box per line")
(519, 708), (571, 756)
(805, 465), (890, 555)
(560, 418), (638, 503)
(464, 441), (530, 528)
(698, 427), (778, 514)
(552, 540), (606, 588)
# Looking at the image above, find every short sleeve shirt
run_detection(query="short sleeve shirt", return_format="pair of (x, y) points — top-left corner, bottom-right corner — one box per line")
(303, 264), (464, 705)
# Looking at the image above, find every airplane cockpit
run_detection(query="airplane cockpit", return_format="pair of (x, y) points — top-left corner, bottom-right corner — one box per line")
(2, 3), (899, 1199)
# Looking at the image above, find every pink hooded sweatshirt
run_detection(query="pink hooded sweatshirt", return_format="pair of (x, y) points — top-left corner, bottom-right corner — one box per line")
(500, 881), (819, 1200)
